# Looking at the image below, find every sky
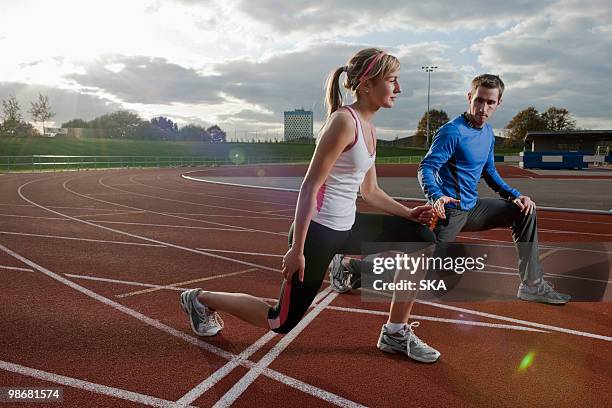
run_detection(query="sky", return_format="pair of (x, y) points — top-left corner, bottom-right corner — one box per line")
(1, 0), (611, 140)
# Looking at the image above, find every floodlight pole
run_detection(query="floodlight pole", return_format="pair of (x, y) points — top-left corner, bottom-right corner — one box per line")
(421, 65), (438, 149)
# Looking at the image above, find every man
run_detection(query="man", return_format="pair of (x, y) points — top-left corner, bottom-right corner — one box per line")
(330, 74), (570, 304)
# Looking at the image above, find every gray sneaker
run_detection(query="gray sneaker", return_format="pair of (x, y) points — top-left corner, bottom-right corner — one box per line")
(180, 288), (224, 336)
(329, 254), (351, 293)
(517, 279), (571, 304)
(377, 322), (440, 363)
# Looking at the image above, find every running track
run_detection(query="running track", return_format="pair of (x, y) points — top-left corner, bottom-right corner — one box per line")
(0, 167), (610, 407)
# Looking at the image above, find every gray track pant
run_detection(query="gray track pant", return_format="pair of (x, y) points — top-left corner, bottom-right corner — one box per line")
(434, 198), (543, 283)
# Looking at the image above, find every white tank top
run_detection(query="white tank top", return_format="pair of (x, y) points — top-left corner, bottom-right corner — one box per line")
(312, 106), (376, 231)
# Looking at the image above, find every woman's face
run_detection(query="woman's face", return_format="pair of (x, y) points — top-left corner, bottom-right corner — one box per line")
(366, 69), (401, 108)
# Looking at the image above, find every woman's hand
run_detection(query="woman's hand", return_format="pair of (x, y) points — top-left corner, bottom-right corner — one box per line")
(281, 246), (306, 282)
(408, 204), (435, 225)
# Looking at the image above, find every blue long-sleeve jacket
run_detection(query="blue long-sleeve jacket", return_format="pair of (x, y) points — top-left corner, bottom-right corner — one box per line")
(417, 114), (521, 211)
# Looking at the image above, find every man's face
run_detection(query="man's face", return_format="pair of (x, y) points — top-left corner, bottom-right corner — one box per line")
(467, 86), (501, 127)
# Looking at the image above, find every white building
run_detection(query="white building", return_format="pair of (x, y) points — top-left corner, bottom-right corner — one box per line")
(284, 109), (313, 141)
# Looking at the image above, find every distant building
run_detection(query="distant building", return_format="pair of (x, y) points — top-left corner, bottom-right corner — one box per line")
(525, 130), (612, 153)
(207, 125), (226, 143)
(284, 109), (313, 141)
(43, 127), (68, 137)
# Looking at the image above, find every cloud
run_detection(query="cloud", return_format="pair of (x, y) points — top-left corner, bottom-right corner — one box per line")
(4, 0), (610, 137)
(60, 42), (466, 136)
(0, 82), (122, 126)
(66, 56), (225, 105)
(232, 0), (554, 35)
(217, 109), (277, 126)
(472, 0), (612, 128)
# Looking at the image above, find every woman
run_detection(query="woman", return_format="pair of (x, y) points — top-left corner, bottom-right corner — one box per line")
(180, 48), (440, 363)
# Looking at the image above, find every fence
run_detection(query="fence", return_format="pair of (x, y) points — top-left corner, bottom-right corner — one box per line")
(519, 151), (612, 169)
(0, 155), (427, 172)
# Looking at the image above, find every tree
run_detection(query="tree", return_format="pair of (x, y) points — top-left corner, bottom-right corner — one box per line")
(29, 93), (54, 136)
(504, 106), (547, 146)
(414, 109), (449, 147)
(89, 110), (142, 138)
(151, 116), (179, 140)
(151, 116), (178, 132)
(61, 118), (89, 128)
(541, 106), (576, 131)
(1, 95), (23, 135)
(2, 95), (22, 124)
(179, 124), (210, 142)
(207, 125), (227, 143)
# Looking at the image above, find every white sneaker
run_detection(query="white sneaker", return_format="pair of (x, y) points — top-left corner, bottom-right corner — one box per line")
(328, 254), (351, 293)
(180, 288), (224, 336)
(377, 322), (440, 363)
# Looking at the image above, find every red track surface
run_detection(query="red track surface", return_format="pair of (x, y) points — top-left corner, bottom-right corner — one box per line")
(0, 167), (610, 408)
(187, 164), (612, 179)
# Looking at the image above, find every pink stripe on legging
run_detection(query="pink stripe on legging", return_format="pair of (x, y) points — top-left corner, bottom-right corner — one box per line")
(268, 279), (292, 330)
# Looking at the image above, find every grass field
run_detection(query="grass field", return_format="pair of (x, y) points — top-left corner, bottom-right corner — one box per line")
(0, 136), (520, 157)
(0, 136), (427, 157)
(0, 136), (521, 172)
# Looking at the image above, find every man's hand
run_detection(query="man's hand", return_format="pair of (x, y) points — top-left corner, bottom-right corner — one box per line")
(408, 204), (434, 225)
(281, 246), (305, 282)
(432, 196), (460, 219)
(512, 195), (536, 215)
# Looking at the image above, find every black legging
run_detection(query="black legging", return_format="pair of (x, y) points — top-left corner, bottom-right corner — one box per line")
(267, 212), (435, 333)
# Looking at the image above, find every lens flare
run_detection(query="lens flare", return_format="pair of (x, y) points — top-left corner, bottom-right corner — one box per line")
(518, 351), (536, 372)
(229, 148), (246, 165)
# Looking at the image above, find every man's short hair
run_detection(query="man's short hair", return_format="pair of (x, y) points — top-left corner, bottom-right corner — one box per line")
(471, 74), (505, 100)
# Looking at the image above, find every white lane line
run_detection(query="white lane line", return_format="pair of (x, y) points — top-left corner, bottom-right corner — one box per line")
(0, 360), (192, 408)
(99, 176), (290, 219)
(325, 306), (549, 333)
(182, 175), (300, 194)
(0, 242), (235, 361)
(74, 210), (147, 218)
(486, 263), (612, 284)
(65, 273), (190, 292)
(64, 272), (290, 304)
(356, 285), (612, 341)
(450, 267), (612, 285)
(21, 178), (283, 273)
(433, 240), (612, 255)
(0, 264), (34, 272)
(130, 174), (296, 209)
(176, 288), (332, 406)
(0, 231), (167, 248)
(84, 220), (245, 232)
(176, 331), (277, 406)
(211, 291), (355, 408)
(195, 248), (284, 258)
(116, 268), (259, 298)
(0, 203), (139, 212)
(0, 243), (362, 407)
(261, 208), (296, 214)
(0, 214), (69, 221)
(539, 216), (612, 225)
(183, 175), (612, 216)
(414, 298), (612, 341)
(457, 234), (612, 248)
(485, 227), (612, 238)
(20, 177), (612, 343)
(85, 192), (134, 196)
(537, 228), (612, 237)
(166, 212), (292, 220)
(23, 177), (612, 344)
(79, 177), (287, 237)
